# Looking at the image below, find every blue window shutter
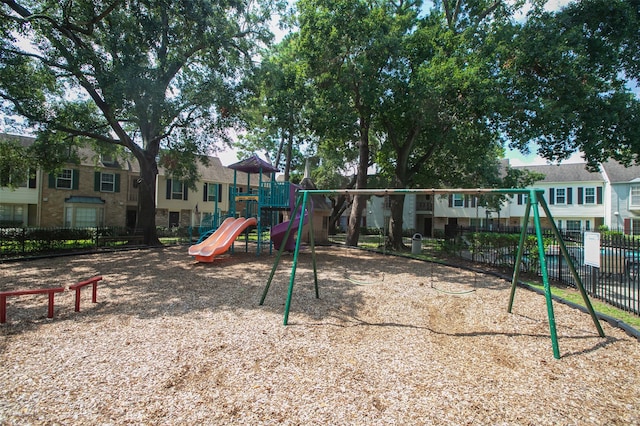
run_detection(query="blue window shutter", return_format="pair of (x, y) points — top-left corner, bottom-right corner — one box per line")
(567, 187), (573, 204)
(549, 188), (555, 205)
(577, 187), (583, 204)
(597, 187), (603, 204)
(94, 172), (101, 191)
(48, 173), (55, 188)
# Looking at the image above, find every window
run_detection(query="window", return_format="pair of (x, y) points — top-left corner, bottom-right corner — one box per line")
(517, 193), (529, 205)
(101, 154), (117, 166)
(165, 178), (188, 201)
(555, 188), (566, 204)
(630, 186), (640, 208)
(101, 173), (115, 192)
(171, 179), (183, 199)
(64, 206), (104, 227)
(0, 205), (24, 224)
(453, 194), (464, 207)
(566, 220), (581, 232)
(56, 169), (73, 189)
(204, 183), (219, 202)
(584, 187), (595, 204)
(94, 172), (120, 193)
(2, 168), (36, 188)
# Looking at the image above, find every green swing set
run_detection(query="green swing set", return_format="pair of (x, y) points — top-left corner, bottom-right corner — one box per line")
(260, 187), (605, 359)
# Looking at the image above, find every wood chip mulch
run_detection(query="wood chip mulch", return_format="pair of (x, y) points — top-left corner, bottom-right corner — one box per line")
(1, 245), (639, 425)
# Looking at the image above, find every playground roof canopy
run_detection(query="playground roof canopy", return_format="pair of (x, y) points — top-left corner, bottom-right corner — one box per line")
(228, 154), (279, 174)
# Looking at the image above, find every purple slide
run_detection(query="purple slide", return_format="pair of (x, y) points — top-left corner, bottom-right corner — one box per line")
(271, 213), (308, 251)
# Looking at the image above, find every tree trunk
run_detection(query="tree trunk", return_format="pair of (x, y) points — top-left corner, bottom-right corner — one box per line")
(284, 128), (293, 182)
(135, 151), (162, 246)
(345, 122), (370, 247)
(387, 194), (405, 251)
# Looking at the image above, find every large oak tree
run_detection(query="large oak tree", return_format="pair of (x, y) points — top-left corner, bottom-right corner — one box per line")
(0, 0), (281, 244)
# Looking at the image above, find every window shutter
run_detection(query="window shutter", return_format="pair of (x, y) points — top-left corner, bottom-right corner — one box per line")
(567, 187), (573, 204)
(203, 183), (208, 202)
(114, 174), (120, 193)
(218, 184), (222, 201)
(72, 169), (80, 190)
(183, 184), (188, 201)
(166, 179), (172, 199)
(577, 187), (583, 204)
(597, 186), (603, 204)
(448, 194), (453, 208)
(549, 188), (555, 205)
(94, 172), (101, 191)
(464, 196), (469, 208)
(48, 173), (55, 188)
(624, 218), (631, 235)
(517, 194), (523, 205)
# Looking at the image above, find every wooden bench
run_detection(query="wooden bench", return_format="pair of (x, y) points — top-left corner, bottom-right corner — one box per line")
(69, 276), (103, 312)
(0, 287), (65, 323)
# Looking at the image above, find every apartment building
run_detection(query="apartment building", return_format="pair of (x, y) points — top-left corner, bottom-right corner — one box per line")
(0, 133), (258, 230)
(361, 160), (640, 236)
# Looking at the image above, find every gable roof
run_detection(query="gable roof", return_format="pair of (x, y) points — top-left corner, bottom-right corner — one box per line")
(513, 163), (603, 184)
(601, 160), (640, 184)
(0, 133), (35, 147)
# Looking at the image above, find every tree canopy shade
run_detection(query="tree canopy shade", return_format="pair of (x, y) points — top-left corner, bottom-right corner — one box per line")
(0, 0), (282, 244)
(239, 34), (311, 182)
(499, 0), (640, 170)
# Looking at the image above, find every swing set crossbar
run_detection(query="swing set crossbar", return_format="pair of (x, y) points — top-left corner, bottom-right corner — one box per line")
(300, 188), (540, 196)
(259, 187), (605, 360)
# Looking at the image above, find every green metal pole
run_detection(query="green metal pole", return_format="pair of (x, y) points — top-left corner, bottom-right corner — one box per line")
(508, 195), (533, 313)
(538, 196), (605, 337)
(306, 196), (319, 299)
(283, 191), (310, 325)
(531, 190), (561, 359)
(259, 192), (303, 305)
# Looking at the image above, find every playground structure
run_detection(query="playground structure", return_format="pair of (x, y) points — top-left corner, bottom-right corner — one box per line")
(189, 155), (309, 261)
(260, 187), (607, 360)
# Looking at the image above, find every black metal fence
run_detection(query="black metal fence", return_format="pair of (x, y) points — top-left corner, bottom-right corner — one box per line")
(0, 226), (151, 258)
(449, 227), (640, 316)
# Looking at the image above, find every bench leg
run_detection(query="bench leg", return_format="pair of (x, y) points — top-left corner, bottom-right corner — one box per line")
(74, 288), (82, 312)
(92, 282), (97, 304)
(47, 292), (56, 318)
(0, 295), (6, 323)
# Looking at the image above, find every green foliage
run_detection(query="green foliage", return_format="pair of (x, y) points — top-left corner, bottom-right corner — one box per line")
(0, 138), (31, 187)
(1, 0), (282, 243)
(499, 0), (640, 168)
(239, 35), (310, 178)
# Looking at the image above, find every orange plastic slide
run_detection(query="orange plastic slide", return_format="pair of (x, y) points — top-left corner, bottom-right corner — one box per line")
(189, 217), (257, 263)
(188, 217), (236, 256)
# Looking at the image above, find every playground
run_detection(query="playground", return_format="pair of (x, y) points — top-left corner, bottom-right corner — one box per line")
(1, 244), (639, 424)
